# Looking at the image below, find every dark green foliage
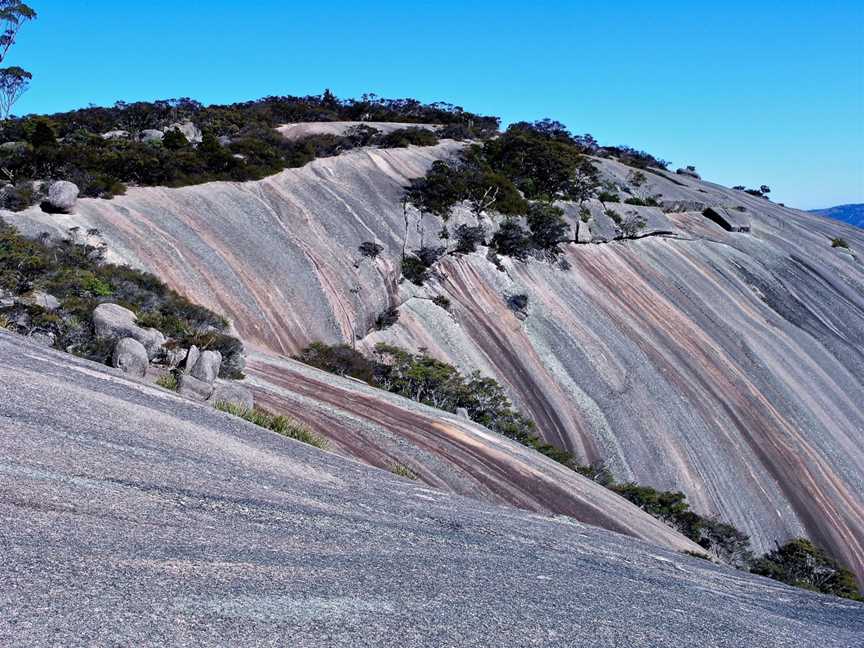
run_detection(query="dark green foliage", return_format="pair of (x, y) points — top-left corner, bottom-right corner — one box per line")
(0, 220), (237, 364)
(624, 196), (660, 207)
(293, 341), (376, 383)
(506, 293), (529, 312)
(605, 209), (622, 224)
(375, 307), (400, 330)
(526, 202), (568, 251)
(491, 219), (532, 260)
(377, 127), (439, 148)
(831, 237), (849, 249)
(751, 539), (862, 601)
(401, 253), (434, 286)
(598, 191), (620, 203)
(358, 241), (384, 259)
(178, 330), (245, 379)
(0, 92), (496, 209)
(432, 295), (451, 310)
(601, 145), (669, 170)
(453, 224), (486, 254)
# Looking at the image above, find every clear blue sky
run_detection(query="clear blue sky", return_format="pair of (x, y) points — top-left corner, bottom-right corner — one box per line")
(11, 1), (864, 209)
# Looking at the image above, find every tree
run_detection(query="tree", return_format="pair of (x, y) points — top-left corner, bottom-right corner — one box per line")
(0, 64), (28, 118)
(491, 219), (532, 260)
(0, 2), (35, 120)
(526, 202), (568, 251)
(0, 1), (36, 64)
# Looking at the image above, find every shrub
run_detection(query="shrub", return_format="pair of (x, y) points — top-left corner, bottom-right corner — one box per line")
(507, 293), (529, 313)
(605, 209), (622, 224)
(491, 219), (532, 260)
(401, 255), (431, 286)
(375, 307), (400, 330)
(294, 341), (376, 383)
(831, 237), (849, 249)
(215, 401), (328, 449)
(598, 191), (620, 203)
(358, 241), (384, 259)
(389, 463), (418, 480)
(627, 170), (647, 188)
(751, 539), (862, 601)
(432, 295), (451, 310)
(619, 213), (647, 238)
(624, 196), (660, 207)
(155, 372), (179, 392)
(453, 224), (486, 254)
(378, 127), (439, 148)
(527, 202), (568, 251)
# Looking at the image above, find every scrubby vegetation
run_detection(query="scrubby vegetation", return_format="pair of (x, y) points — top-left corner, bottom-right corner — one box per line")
(295, 339), (862, 601)
(0, 220), (240, 368)
(155, 372), (179, 392)
(831, 237), (849, 249)
(389, 463), (418, 480)
(214, 401), (327, 449)
(0, 91), (496, 208)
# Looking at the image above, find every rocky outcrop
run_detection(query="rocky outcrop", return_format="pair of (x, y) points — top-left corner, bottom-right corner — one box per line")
(42, 181), (79, 214)
(177, 373), (214, 401)
(101, 129), (130, 140)
(5, 137), (864, 582)
(190, 349), (222, 383)
(167, 121), (202, 144)
(18, 290), (60, 310)
(111, 337), (148, 377)
(92, 303), (165, 358)
(139, 129), (164, 143)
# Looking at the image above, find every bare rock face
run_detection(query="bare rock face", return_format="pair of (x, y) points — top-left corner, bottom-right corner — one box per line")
(18, 290), (60, 310)
(167, 121), (202, 144)
(190, 350), (221, 384)
(101, 130), (129, 140)
(184, 345), (200, 374)
(92, 303), (165, 358)
(43, 181), (79, 214)
(208, 379), (254, 410)
(139, 129), (164, 143)
(177, 373), (214, 401)
(111, 337), (148, 377)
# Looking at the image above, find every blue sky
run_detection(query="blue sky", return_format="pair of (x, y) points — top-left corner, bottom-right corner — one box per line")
(11, 1), (864, 209)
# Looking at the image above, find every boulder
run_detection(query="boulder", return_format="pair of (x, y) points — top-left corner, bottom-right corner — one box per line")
(208, 380), (254, 410)
(184, 345), (200, 374)
(140, 129), (164, 143)
(19, 291), (60, 310)
(455, 407), (470, 420)
(101, 130), (130, 140)
(177, 373), (214, 401)
(676, 167), (701, 179)
(0, 289), (14, 308)
(167, 121), (202, 144)
(190, 350), (222, 384)
(43, 181), (79, 214)
(92, 303), (165, 358)
(162, 346), (188, 368)
(112, 337), (148, 377)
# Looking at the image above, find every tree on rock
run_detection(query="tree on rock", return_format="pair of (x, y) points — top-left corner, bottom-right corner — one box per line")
(0, 1), (36, 119)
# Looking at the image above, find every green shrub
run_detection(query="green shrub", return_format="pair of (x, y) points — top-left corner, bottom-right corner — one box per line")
(155, 372), (179, 392)
(378, 127), (439, 148)
(375, 307), (400, 330)
(491, 219), (532, 260)
(214, 401), (327, 449)
(432, 295), (451, 310)
(389, 463), (418, 480)
(526, 202), (568, 251)
(294, 342), (376, 383)
(751, 539), (862, 601)
(598, 191), (621, 203)
(831, 237), (849, 249)
(401, 255), (431, 286)
(358, 241), (384, 259)
(453, 224), (486, 254)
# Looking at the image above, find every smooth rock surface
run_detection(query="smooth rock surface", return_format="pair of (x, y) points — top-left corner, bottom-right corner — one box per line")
(5, 136), (864, 582)
(44, 180), (79, 213)
(0, 333), (862, 647)
(190, 349), (222, 383)
(112, 337), (148, 377)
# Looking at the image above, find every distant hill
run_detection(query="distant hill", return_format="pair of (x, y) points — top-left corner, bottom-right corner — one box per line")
(810, 203), (864, 228)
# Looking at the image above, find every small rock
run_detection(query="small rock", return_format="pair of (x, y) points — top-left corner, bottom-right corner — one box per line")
(162, 346), (188, 368)
(190, 350), (222, 384)
(19, 291), (60, 310)
(43, 181), (79, 214)
(92, 303), (165, 358)
(178, 373), (214, 401)
(112, 337), (148, 377)
(208, 380), (254, 410)
(139, 129), (164, 143)
(28, 330), (55, 347)
(455, 407), (470, 420)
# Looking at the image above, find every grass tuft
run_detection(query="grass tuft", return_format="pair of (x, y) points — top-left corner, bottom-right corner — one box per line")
(155, 372), (179, 392)
(214, 401), (327, 449)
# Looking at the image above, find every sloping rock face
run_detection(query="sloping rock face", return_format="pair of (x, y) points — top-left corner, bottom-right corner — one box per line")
(5, 139), (864, 582)
(1, 333), (862, 647)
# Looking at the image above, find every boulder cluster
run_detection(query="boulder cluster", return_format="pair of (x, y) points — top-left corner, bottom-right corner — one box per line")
(92, 302), (253, 410)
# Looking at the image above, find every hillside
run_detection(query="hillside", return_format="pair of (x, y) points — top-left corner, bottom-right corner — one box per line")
(5, 120), (864, 587)
(2, 332), (862, 647)
(811, 203), (864, 229)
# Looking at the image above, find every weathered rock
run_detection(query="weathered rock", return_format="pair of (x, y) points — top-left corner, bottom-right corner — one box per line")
(43, 181), (79, 214)
(184, 345), (200, 374)
(18, 291), (60, 310)
(455, 407), (470, 420)
(190, 350), (222, 384)
(167, 121), (202, 144)
(177, 373), (214, 401)
(28, 330), (55, 347)
(139, 129), (164, 143)
(92, 303), (165, 358)
(703, 206), (751, 232)
(576, 218), (593, 243)
(111, 337), (148, 377)
(101, 130), (129, 140)
(0, 289), (14, 308)
(0, 140), (29, 152)
(208, 380), (254, 410)
(161, 346), (188, 368)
